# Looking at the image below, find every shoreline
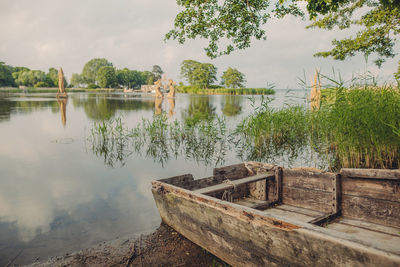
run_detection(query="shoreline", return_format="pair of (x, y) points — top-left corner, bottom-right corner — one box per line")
(25, 223), (228, 267)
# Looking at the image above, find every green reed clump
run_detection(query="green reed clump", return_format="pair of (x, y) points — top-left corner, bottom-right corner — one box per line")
(234, 98), (311, 162)
(317, 86), (400, 169)
(236, 86), (400, 170)
(89, 117), (132, 167)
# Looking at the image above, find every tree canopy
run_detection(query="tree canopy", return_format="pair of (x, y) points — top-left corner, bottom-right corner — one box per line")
(97, 66), (117, 88)
(152, 65), (164, 81)
(0, 62), (15, 87)
(167, 0), (400, 74)
(81, 58), (113, 84)
(221, 67), (246, 88)
(180, 60), (217, 88)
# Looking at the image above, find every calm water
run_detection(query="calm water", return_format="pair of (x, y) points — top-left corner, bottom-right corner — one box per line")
(0, 90), (308, 265)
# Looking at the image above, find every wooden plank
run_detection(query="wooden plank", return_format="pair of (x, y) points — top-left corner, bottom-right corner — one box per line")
(282, 169), (334, 192)
(158, 174), (194, 189)
(342, 195), (400, 228)
(339, 218), (400, 237)
(190, 176), (225, 191)
(342, 177), (400, 203)
(332, 174), (341, 214)
(213, 163), (248, 181)
(282, 187), (332, 213)
(341, 168), (400, 180)
(275, 204), (324, 218)
(194, 172), (274, 195)
(326, 222), (400, 255)
(234, 198), (276, 210)
(275, 167), (283, 203)
(248, 179), (267, 200)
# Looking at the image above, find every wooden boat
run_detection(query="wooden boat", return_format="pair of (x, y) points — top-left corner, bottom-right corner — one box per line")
(152, 162), (400, 266)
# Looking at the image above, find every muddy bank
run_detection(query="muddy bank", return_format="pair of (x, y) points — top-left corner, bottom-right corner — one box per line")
(25, 223), (228, 267)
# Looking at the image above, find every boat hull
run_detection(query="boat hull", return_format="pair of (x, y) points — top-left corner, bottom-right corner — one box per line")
(152, 180), (400, 267)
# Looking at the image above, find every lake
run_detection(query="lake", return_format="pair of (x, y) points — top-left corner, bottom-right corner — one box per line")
(0, 90), (308, 265)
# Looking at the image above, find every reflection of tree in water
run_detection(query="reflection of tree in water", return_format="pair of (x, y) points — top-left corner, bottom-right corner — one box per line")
(0, 99), (16, 122)
(183, 95), (216, 123)
(72, 94), (154, 121)
(222, 95), (242, 117)
(0, 98), (59, 122)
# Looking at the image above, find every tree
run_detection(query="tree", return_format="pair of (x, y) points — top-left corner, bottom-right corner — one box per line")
(166, 0), (400, 74)
(70, 73), (84, 87)
(0, 62), (15, 87)
(152, 65), (164, 81)
(140, 71), (156, 85)
(221, 67), (246, 88)
(97, 66), (117, 88)
(14, 70), (47, 87)
(117, 68), (143, 88)
(81, 58), (113, 84)
(180, 60), (217, 88)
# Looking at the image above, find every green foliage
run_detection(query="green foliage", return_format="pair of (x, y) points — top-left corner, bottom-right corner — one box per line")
(152, 65), (164, 81)
(116, 68), (143, 88)
(140, 71), (156, 85)
(97, 66), (117, 88)
(82, 58), (113, 84)
(70, 73), (84, 87)
(14, 70), (48, 87)
(221, 67), (246, 88)
(34, 81), (48, 88)
(0, 62), (15, 86)
(87, 83), (100, 89)
(308, 2), (400, 67)
(166, 0), (303, 58)
(180, 60), (217, 88)
(167, 0), (399, 74)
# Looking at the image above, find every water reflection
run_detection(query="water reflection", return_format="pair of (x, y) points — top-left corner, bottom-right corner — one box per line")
(168, 98), (175, 117)
(0, 91), (314, 265)
(71, 94), (154, 121)
(183, 95), (216, 122)
(154, 97), (163, 115)
(222, 95), (242, 117)
(57, 98), (67, 127)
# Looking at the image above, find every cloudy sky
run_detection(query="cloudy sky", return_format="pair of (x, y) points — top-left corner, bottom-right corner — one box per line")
(0, 0), (398, 88)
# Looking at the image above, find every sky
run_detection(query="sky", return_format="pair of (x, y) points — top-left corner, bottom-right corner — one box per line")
(0, 0), (398, 88)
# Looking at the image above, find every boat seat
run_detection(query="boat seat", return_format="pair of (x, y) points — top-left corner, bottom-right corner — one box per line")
(194, 172), (275, 195)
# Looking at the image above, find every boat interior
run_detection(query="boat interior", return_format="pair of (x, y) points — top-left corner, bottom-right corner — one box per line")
(158, 162), (400, 255)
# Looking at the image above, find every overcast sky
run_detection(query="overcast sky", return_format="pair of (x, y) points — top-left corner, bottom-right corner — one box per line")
(0, 0), (398, 88)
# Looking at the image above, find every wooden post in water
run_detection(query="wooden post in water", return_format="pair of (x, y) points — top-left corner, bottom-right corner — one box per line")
(57, 67), (68, 98)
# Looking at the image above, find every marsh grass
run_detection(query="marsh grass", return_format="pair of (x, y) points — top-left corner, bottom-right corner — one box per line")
(89, 113), (228, 167)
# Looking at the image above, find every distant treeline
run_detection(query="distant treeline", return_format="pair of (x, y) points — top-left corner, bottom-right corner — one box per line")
(0, 59), (164, 89)
(0, 62), (67, 88)
(177, 85), (275, 95)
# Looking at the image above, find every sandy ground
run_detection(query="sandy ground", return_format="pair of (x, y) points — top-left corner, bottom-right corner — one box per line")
(23, 223), (229, 267)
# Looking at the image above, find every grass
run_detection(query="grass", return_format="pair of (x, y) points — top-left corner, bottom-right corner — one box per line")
(176, 86), (275, 95)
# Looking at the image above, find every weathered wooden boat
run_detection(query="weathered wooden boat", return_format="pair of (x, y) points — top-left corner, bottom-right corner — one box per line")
(151, 162), (400, 266)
